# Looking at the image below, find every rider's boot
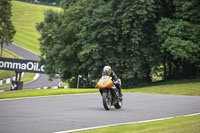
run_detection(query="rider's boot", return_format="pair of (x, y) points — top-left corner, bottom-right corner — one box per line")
(118, 88), (123, 100)
(117, 85), (123, 97)
(119, 90), (123, 97)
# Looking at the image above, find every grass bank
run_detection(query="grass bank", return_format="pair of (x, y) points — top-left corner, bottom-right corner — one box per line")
(74, 114), (200, 133)
(11, 1), (61, 55)
(0, 79), (200, 98)
(124, 79), (200, 96)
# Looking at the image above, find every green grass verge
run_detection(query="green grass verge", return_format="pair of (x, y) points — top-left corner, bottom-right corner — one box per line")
(0, 89), (99, 99)
(0, 71), (15, 80)
(21, 72), (36, 83)
(12, 1), (61, 55)
(74, 114), (200, 133)
(124, 79), (200, 96)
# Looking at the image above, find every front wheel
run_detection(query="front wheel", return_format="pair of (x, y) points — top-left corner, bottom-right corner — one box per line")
(102, 91), (111, 110)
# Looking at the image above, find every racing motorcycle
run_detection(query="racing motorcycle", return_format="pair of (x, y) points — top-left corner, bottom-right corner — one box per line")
(97, 76), (123, 110)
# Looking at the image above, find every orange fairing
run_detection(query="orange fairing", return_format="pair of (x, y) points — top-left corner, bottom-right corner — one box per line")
(97, 76), (113, 88)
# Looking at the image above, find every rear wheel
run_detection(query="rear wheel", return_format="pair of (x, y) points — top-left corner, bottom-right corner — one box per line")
(102, 91), (112, 110)
(114, 96), (123, 109)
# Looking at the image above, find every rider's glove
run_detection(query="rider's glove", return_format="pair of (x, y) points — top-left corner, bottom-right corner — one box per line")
(114, 81), (119, 85)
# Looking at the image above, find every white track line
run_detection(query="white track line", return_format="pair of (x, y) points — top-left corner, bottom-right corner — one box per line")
(54, 112), (200, 133)
(33, 73), (40, 80)
(0, 93), (98, 102)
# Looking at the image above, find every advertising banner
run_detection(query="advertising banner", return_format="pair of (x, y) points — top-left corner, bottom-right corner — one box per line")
(0, 57), (45, 73)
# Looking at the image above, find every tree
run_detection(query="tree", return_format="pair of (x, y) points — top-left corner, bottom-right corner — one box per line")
(0, 0), (16, 57)
(38, 0), (159, 88)
(37, 0), (200, 88)
(77, 0), (159, 87)
(37, 0), (90, 87)
(156, 0), (200, 79)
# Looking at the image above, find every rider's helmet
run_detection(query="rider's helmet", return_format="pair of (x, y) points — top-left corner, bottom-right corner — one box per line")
(103, 66), (112, 76)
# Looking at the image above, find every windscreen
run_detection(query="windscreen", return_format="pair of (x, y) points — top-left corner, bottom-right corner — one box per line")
(102, 76), (109, 84)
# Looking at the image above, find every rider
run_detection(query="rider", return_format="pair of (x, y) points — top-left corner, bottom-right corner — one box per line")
(103, 66), (123, 97)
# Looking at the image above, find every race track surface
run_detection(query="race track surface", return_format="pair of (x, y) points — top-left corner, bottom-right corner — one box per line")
(0, 93), (200, 133)
(0, 44), (61, 91)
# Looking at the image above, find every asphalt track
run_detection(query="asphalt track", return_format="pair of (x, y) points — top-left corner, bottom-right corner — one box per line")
(0, 43), (61, 91)
(0, 93), (200, 133)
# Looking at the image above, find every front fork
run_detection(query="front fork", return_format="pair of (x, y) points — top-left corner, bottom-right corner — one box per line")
(99, 88), (118, 104)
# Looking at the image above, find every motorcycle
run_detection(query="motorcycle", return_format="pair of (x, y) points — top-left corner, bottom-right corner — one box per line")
(97, 76), (123, 110)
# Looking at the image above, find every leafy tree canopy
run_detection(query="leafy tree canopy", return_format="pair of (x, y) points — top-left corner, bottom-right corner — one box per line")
(37, 0), (200, 88)
(0, 0), (16, 56)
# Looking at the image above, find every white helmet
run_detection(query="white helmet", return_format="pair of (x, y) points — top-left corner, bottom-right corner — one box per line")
(103, 66), (111, 76)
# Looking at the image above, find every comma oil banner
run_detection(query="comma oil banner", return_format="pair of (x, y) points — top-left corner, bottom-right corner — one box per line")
(0, 57), (45, 73)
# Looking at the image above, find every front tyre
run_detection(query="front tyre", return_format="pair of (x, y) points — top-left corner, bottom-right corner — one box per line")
(102, 91), (111, 110)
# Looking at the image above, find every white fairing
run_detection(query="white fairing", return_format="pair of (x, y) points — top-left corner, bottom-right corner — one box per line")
(102, 76), (109, 84)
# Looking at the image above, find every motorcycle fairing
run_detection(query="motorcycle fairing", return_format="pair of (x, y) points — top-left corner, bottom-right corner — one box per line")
(97, 76), (113, 88)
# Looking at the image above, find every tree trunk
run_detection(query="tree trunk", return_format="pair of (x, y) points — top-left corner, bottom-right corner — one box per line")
(168, 61), (172, 79)
(197, 64), (199, 79)
(1, 42), (3, 57)
(145, 64), (151, 83)
(173, 59), (179, 78)
(182, 60), (186, 77)
(163, 55), (166, 80)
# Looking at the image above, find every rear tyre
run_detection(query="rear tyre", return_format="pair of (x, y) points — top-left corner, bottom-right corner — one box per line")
(102, 91), (111, 110)
(114, 97), (123, 109)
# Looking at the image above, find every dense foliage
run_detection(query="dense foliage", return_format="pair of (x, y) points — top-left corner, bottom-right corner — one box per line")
(37, 0), (200, 88)
(0, 0), (16, 57)
(156, 0), (200, 79)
